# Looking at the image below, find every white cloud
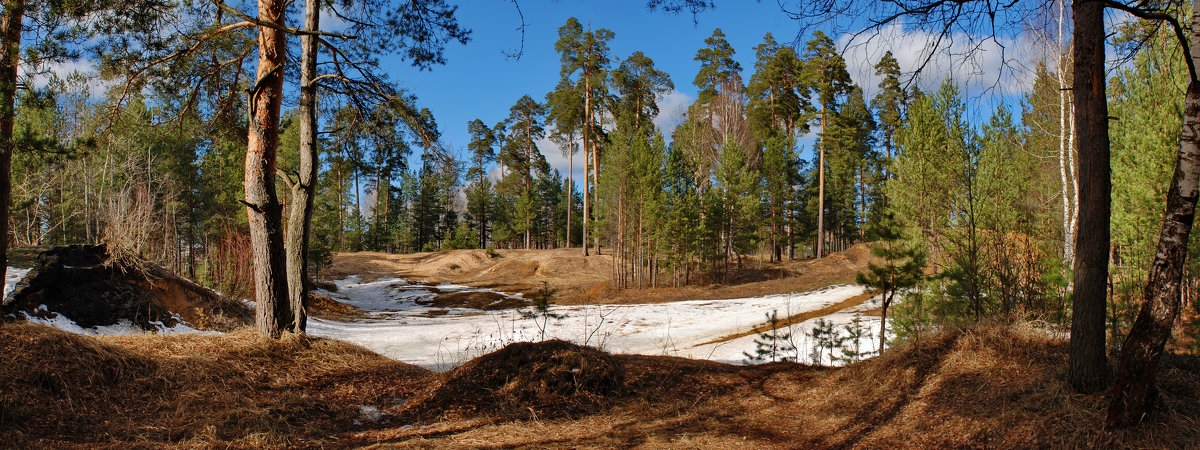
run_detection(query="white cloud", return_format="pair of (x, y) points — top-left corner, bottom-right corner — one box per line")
(21, 59), (107, 92)
(538, 137), (587, 182)
(653, 89), (693, 138)
(837, 22), (1047, 102)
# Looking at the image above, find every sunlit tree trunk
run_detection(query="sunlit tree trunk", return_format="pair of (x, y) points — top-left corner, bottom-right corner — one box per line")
(1107, 4), (1200, 426)
(246, 0), (292, 338)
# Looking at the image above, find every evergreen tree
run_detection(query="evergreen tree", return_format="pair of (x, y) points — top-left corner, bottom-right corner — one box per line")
(801, 30), (853, 258)
(856, 211), (925, 349)
(500, 95), (548, 249)
(467, 118), (497, 247)
(555, 17), (615, 255)
(871, 51), (905, 181)
(612, 51), (674, 132)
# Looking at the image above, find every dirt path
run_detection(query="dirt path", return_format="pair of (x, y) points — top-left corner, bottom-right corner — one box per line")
(694, 291), (879, 347)
(323, 245), (879, 306)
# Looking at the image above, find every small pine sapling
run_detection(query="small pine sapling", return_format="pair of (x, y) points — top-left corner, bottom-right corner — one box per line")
(840, 315), (869, 363)
(521, 282), (564, 341)
(808, 318), (844, 365)
(743, 310), (797, 363)
(856, 211), (926, 352)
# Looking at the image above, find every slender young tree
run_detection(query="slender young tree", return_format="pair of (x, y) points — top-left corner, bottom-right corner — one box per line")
(501, 95), (547, 249)
(871, 51), (904, 182)
(802, 30), (853, 258)
(467, 118), (496, 247)
(546, 78), (583, 247)
(612, 51), (674, 132)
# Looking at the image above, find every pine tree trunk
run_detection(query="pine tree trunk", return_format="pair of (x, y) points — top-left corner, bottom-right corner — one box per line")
(1067, 0), (1112, 394)
(567, 140), (573, 248)
(284, 0), (319, 334)
(0, 0), (21, 287)
(246, 0), (292, 338)
(1106, 9), (1200, 425)
(582, 112), (590, 256)
(817, 108), (826, 258)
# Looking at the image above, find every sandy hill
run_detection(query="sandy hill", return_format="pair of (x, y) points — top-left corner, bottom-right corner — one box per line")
(325, 244), (880, 305)
(3, 322), (1196, 448)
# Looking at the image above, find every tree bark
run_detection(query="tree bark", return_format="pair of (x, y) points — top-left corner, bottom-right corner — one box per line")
(1057, 0), (1077, 267)
(817, 108), (827, 258)
(0, 0), (21, 289)
(284, 0), (319, 334)
(1106, 7), (1200, 426)
(582, 112), (590, 256)
(1067, 0), (1112, 394)
(246, 0), (292, 338)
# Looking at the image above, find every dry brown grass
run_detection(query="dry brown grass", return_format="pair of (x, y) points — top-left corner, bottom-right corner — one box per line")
(5, 322), (1199, 448)
(0, 322), (432, 448)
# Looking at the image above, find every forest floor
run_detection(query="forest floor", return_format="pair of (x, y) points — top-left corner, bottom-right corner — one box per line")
(323, 244), (878, 307)
(4, 321), (1198, 448)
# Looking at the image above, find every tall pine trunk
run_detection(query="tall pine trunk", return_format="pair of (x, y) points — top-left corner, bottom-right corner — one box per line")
(1106, 6), (1200, 426)
(246, 0), (292, 338)
(1067, 0), (1112, 394)
(284, 0), (319, 334)
(582, 111), (590, 256)
(817, 107), (827, 258)
(0, 0), (21, 287)
(566, 140), (573, 247)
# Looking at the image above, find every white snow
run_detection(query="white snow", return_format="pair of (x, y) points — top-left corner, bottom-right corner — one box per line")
(5, 262), (891, 367)
(16, 307), (218, 336)
(4, 266), (30, 299)
(308, 277), (891, 371)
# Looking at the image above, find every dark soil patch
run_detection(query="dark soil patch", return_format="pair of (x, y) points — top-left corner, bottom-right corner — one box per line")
(400, 340), (624, 421)
(417, 290), (530, 310)
(307, 292), (366, 321)
(1, 245), (250, 332)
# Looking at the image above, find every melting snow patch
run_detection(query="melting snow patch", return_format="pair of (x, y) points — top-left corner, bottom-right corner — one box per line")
(308, 277), (890, 370)
(3, 266), (30, 300)
(357, 405), (384, 424)
(15, 305), (219, 336)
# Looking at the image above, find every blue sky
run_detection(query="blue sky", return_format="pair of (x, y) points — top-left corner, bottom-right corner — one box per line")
(380, 1), (823, 185)
(367, 1), (1060, 191)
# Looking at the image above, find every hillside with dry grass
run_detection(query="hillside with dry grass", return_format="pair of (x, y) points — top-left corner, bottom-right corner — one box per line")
(323, 244), (880, 306)
(4, 321), (1197, 448)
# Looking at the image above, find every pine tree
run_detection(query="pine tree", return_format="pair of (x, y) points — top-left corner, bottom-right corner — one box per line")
(743, 310), (797, 363)
(856, 211), (925, 349)
(467, 118), (497, 247)
(612, 51), (674, 132)
(500, 95), (548, 249)
(801, 30), (853, 258)
(555, 17), (614, 256)
(871, 51), (904, 181)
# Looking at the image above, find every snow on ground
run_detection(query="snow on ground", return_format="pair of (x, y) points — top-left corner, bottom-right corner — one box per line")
(16, 305), (217, 336)
(4, 267), (29, 299)
(309, 276), (889, 370)
(4, 263), (888, 365)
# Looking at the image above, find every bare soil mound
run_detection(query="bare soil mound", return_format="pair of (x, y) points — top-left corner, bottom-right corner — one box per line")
(326, 244), (880, 306)
(401, 340), (624, 421)
(1, 245), (250, 331)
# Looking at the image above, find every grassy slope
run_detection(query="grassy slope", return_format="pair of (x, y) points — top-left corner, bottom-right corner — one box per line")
(2, 322), (1198, 448)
